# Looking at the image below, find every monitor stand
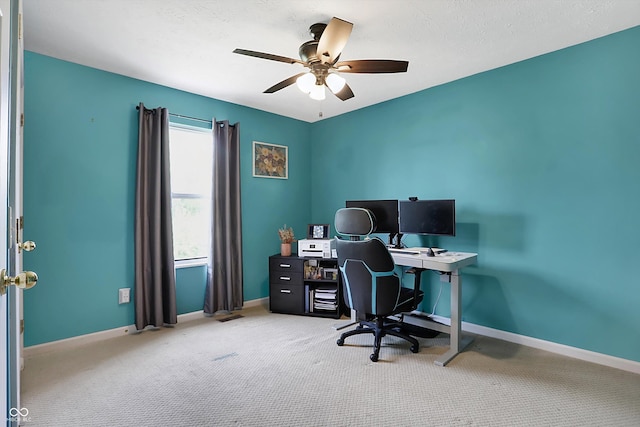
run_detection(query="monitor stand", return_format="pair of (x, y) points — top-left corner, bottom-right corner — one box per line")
(388, 233), (404, 249)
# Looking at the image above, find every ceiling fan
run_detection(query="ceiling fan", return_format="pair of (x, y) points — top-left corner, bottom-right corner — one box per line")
(233, 17), (409, 101)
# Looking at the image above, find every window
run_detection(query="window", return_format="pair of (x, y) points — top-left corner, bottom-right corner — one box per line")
(169, 125), (213, 261)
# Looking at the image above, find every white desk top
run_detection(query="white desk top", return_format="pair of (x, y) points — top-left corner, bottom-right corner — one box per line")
(389, 248), (477, 272)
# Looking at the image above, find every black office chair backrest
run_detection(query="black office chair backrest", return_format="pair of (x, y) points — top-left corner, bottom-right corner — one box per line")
(335, 207), (376, 238)
(334, 208), (400, 317)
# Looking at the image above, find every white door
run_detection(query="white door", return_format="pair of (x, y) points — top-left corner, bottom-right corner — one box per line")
(0, 1), (12, 423)
(1, 1), (32, 425)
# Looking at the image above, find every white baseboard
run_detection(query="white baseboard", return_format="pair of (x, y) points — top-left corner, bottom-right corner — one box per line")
(430, 314), (640, 375)
(24, 299), (638, 374)
(243, 297), (269, 309)
(23, 297), (270, 358)
(24, 323), (134, 357)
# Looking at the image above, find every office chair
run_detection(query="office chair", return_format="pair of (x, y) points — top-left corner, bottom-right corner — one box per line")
(334, 207), (424, 362)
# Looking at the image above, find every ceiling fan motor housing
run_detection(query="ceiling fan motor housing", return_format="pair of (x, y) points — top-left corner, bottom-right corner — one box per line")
(298, 40), (319, 63)
(309, 23), (327, 40)
(299, 22), (328, 63)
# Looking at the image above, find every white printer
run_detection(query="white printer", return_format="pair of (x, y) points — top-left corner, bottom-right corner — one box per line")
(298, 239), (335, 258)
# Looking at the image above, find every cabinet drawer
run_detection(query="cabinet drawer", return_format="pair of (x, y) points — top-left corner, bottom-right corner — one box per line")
(270, 271), (303, 286)
(270, 283), (305, 314)
(269, 256), (303, 273)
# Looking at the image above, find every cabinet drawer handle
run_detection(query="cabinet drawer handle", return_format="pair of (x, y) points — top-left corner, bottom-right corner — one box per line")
(279, 263), (291, 268)
(279, 276), (291, 281)
(280, 289), (291, 294)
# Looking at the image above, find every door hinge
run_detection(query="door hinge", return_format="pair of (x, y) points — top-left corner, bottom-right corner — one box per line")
(16, 217), (23, 246)
(20, 319), (24, 334)
(18, 13), (22, 40)
(20, 113), (24, 127)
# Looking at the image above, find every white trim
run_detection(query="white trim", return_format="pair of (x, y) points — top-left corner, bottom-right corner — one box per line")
(24, 298), (637, 374)
(176, 310), (205, 323)
(23, 297), (270, 358)
(175, 258), (207, 269)
(169, 121), (212, 132)
(24, 324), (134, 357)
(242, 297), (268, 309)
(431, 315), (640, 375)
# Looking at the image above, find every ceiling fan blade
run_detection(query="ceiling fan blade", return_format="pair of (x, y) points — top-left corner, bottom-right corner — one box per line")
(335, 59), (409, 73)
(233, 48), (304, 65)
(316, 17), (353, 65)
(329, 82), (355, 101)
(264, 73), (307, 94)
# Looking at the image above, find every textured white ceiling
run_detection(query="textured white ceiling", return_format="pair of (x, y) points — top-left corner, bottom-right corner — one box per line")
(23, 0), (640, 123)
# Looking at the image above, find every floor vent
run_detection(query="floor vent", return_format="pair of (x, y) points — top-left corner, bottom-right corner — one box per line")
(218, 314), (244, 322)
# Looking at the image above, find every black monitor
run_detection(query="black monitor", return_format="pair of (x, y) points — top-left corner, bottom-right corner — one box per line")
(345, 199), (399, 234)
(398, 199), (456, 236)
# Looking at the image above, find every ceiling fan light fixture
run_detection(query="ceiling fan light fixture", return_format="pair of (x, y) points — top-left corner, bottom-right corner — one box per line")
(296, 73), (315, 93)
(309, 83), (325, 100)
(234, 16), (408, 102)
(326, 73), (346, 94)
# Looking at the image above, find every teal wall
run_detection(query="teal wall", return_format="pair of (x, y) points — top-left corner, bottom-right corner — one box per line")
(175, 265), (208, 314)
(23, 25), (640, 363)
(310, 26), (640, 362)
(23, 53), (310, 346)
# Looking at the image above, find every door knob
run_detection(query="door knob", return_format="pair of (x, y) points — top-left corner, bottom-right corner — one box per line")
(0, 269), (38, 295)
(18, 240), (36, 252)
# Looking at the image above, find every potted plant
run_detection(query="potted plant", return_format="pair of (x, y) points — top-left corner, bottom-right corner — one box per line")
(278, 224), (295, 256)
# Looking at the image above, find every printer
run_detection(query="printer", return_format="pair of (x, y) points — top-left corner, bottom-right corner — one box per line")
(298, 239), (335, 258)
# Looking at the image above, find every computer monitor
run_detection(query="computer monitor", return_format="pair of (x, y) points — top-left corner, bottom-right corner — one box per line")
(345, 199), (399, 234)
(398, 199), (456, 236)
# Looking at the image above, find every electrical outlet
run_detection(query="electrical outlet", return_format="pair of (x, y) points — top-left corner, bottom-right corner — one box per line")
(118, 288), (130, 304)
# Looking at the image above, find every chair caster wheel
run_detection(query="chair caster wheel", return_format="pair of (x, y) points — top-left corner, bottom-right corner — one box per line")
(370, 353), (378, 362)
(337, 338), (344, 346)
(410, 345), (419, 353)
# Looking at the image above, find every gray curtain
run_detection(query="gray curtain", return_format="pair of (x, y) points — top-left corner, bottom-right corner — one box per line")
(135, 103), (177, 330)
(204, 119), (243, 314)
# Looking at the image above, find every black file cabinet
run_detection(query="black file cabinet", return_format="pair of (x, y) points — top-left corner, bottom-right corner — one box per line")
(269, 254), (342, 319)
(269, 255), (305, 315)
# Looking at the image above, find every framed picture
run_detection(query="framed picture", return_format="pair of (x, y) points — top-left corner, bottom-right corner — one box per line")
(253, 141), (288, 179)
(307, 224), (330, 239)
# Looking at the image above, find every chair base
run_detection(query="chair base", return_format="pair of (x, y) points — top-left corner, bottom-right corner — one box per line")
(336, 317), (419, 362)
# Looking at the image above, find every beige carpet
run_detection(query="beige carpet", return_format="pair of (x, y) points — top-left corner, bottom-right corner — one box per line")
(21, 304), (640, 426)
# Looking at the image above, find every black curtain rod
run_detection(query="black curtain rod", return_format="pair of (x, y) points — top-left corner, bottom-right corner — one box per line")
(135, 105), (212, 125)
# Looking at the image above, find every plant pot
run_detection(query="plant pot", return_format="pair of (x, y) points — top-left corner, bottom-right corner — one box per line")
(280, 243), (292, 257)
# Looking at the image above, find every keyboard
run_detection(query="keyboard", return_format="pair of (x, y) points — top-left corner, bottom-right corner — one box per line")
(388, 247), (449, 256)
(388, 248), (420, 255)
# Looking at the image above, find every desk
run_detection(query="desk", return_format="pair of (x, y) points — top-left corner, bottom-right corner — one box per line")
(390, 248), (477, 366)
